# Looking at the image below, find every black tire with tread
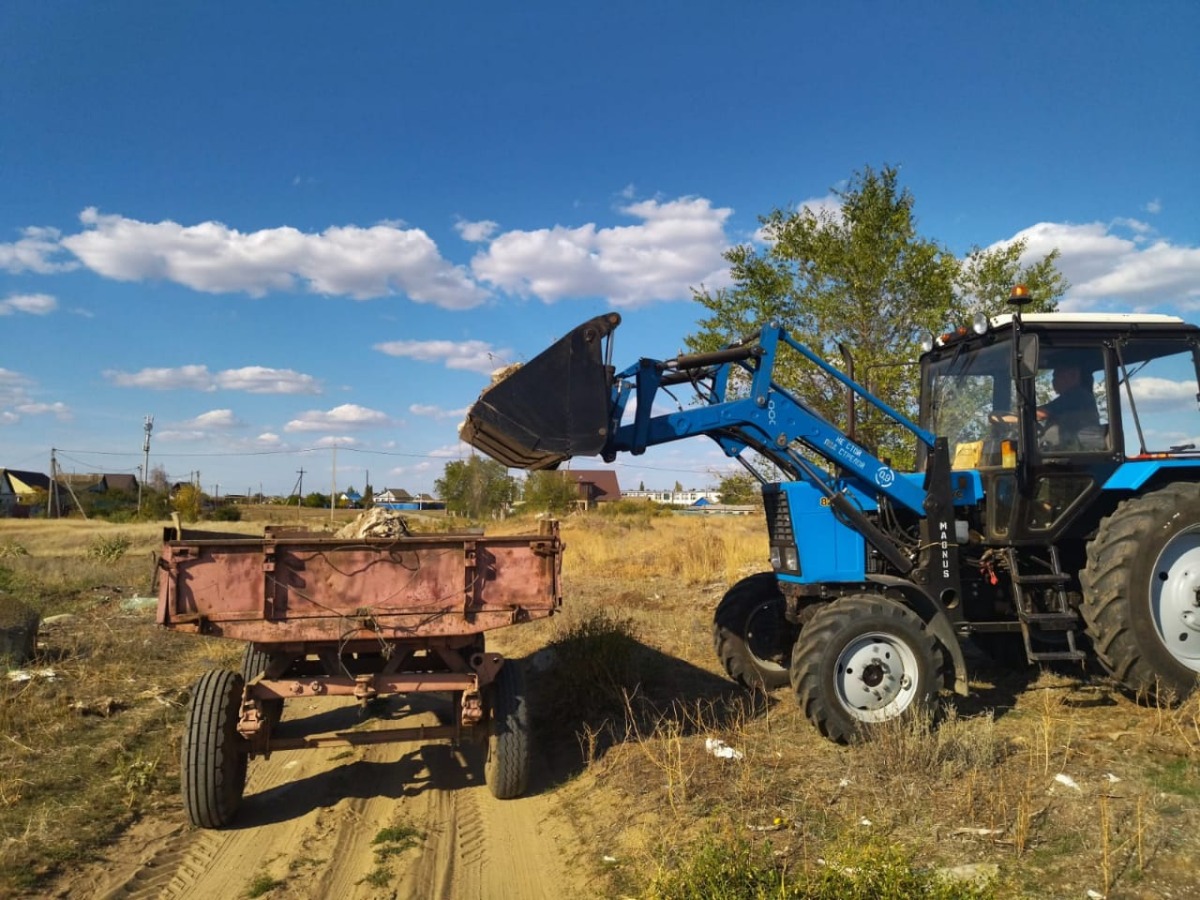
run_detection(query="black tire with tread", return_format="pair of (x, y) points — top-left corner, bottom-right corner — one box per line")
(485, 661), (530, 799)
(240, 644), (285, 725)
(790, 594), (940, 743)
(712, 572), (794, 691)
(1081, 482), (1200, 700)
(182, 669), (248, 828)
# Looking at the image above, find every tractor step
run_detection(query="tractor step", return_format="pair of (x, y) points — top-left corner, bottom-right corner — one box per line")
(1011, 572), (1070, 585)
(1019, 611), (1081, 629)
(1026, 648), (1089, 662)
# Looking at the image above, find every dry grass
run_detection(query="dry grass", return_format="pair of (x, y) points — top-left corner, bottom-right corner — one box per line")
(4, 511), (1200, 897)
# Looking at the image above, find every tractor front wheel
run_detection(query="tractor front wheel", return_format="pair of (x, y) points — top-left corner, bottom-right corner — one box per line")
(790, 595), (940, 743)
(182, 669), (248, 828)
(712, 573), (795, 691)
(1082, 483), (1200, 701)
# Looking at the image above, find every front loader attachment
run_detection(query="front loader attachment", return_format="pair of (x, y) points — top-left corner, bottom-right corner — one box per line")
(460, 313), (621, 470)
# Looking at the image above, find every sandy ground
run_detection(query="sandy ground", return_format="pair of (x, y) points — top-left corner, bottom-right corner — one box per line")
(49, 695), (585, 900)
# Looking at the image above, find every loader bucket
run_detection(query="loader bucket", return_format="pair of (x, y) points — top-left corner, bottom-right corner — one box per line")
(460, 313), (621, 470)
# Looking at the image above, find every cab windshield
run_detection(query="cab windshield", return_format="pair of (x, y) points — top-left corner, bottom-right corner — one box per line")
(923, 340), (1013, 453)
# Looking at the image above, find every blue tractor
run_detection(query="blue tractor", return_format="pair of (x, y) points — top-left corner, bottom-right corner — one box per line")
(461, 291), (1200, 741)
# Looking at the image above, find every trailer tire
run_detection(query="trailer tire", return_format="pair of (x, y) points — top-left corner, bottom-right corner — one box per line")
(182, 669), (248, 828)
(712, 572), (795, 691)
(790, 594), (940, 743)
(240, 644), (284, 725)
(1081, 483), (1200, 701)
(485, 661), (530, 800)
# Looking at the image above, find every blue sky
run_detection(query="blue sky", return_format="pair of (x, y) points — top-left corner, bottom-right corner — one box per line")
(3, 2), (1198, 498)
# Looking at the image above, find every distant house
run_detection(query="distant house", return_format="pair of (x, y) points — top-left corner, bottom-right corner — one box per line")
(564, 469), (621, 509)
(90, 473), (138, 494)
(340, 488), (362, 508)
(374, 488), (412, 504)
(1, 469), (51, 516)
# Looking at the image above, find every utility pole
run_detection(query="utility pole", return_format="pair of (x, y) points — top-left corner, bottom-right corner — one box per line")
(330, 445), (337, 522)
(137, 415), (153, 517)
(296, 467), (305, 522)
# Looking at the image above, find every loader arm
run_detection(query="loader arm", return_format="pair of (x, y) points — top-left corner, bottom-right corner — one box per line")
(460, 314), (948, 574)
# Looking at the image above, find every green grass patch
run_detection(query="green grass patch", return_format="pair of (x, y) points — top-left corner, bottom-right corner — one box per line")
(645, 835), (997, 900)
(244, 871), (285, 897)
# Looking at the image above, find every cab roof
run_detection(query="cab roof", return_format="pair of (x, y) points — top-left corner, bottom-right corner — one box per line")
(990, 312), (1186, 328)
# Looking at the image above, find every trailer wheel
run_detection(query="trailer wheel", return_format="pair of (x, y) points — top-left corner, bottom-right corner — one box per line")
(182, 669), (248, 828)
(712, 572), (796, 691)
(484, 661), (530, 799)
(790, 595), (940, 743)
(240, 644), (285, 725)
(1081, 483), (1200, 701)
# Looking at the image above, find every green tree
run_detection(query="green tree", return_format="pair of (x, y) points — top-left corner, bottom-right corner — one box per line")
(522, 471), (580, 514)
(689, 165), (1066, 465)
(435, 457), (516, 518)
(716, 471), (761, 505)
(363, 483), (374, 508)
(302, 492), (329, 508)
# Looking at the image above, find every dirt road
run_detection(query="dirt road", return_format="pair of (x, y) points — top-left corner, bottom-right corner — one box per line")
(52, 695), (584, 900)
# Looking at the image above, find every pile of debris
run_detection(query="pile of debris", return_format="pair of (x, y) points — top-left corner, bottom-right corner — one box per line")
(334, 507), (413, 539)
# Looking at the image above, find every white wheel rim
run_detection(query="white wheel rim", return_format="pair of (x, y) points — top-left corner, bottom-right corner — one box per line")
(834, 631), (921, 722)
(1150, 527), (1200, 670)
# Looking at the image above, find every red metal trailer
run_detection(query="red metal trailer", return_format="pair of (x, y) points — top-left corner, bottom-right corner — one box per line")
(157, 519), (562, 828)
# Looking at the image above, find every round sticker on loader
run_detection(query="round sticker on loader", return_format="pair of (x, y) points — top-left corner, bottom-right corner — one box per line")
(875, 467), (895, 488)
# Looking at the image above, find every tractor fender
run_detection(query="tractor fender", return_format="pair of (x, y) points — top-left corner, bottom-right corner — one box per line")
(866, 575), (969, 697)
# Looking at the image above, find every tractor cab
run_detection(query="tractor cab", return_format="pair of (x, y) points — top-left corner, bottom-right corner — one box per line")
(919, 309), (1200, 545)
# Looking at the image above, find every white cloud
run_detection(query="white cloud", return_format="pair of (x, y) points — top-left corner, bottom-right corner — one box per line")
(471, 196), (733, 306)
(409, 403), (469, 419)
(185, 409), (243, 429)
(0, 368), (32, 405)
(158, 429), (208, 442)
(0, 412), (20, 426)
(1145, 198), (1163, 215)
(60, 208), (489, 309)
(256, 432), (283, 446)
(314, 435), (359, 448)
(0, 226), (74, 274)
(284, 403), (392, 432)
(14, 401), (71, 421)
(374, 338), (512, 375)
(0, 293), (57, 315)
(455, 219), (499, 243)
(104, 364), (321, 394)
(215, 366), (321, 394)
(1128, 377), (1199, 410)
(995, 220), (1200, 310)
(428, 441), (473, 458)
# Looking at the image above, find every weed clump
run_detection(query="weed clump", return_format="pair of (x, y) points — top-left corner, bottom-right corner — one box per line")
(85, 534), (132, 564)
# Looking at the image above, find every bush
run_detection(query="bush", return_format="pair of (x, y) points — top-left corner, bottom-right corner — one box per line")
(210, 505), (242, 522)
(537, 610), (643, 725)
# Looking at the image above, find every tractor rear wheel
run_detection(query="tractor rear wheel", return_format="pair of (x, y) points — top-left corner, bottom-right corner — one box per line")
(712, 572), (795, 691)
(790, 594), (940, 743)
(182, 669), (248, 828)
(1081, 483), (1200, 701)
(485, 661), (530, 799)
(240, 644), (285, 725)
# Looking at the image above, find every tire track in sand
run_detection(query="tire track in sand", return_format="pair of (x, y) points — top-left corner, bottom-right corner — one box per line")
(56, 696), (584, 900)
